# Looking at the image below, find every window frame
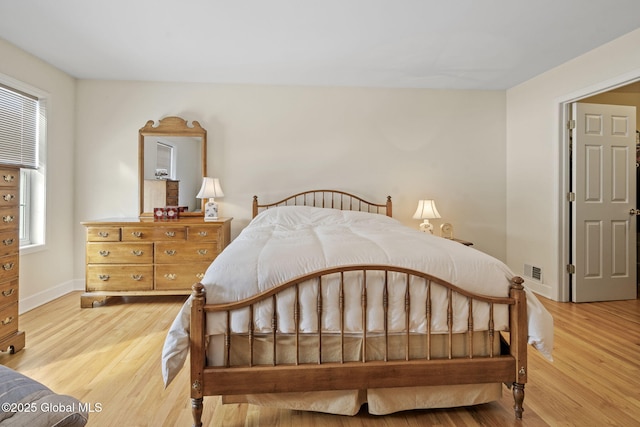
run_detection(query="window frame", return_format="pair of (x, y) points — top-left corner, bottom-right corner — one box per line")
(0, 73), (47, 252)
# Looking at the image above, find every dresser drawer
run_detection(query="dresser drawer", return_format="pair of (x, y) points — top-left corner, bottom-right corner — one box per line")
(0, 230), (18, 257)
(87, 242), (153, 264)
(0, 302), (18, 337)
(187, 225), (221, 242)
(0, 206), (18, 232)
(86, 265), (153, 291)
(0, 169), (18, 188)
(121, 226), (186, 242)
(0, 255), (18, 282)
(155, 262), (209, 290)
(0, 188), (19, 207)
(155, 242), (219, 264)
(0, 279), (18, 308)
(86, 227), (121, 242)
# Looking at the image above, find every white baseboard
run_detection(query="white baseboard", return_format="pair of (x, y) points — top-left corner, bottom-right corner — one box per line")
(19, 279), (84, 314)
(523, 277), (553, 300)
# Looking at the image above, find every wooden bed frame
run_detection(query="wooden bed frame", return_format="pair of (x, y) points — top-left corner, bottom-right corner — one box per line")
(188, 190), (527, 426)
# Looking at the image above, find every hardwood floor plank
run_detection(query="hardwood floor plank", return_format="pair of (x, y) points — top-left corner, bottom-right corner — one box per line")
(0, 292), (638, 426)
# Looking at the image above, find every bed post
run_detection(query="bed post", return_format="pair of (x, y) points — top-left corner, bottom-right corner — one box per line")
(190, 283), (206, 427)
(509, 276), (527, 419)
(252, 195), (259, 218)
(386, 196), (392, 217)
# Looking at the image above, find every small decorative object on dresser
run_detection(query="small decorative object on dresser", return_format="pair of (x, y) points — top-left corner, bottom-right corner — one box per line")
(0, 167), (24, 354)
(80, 217), (231, 308)
(440, 222), (454, 238)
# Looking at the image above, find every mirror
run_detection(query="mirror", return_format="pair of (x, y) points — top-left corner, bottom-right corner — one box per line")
(139, 116), (207, 217)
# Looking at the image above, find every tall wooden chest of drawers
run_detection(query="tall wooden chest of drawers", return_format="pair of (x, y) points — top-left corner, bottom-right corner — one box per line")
(81, 217), (231, 308)
(0, 167), (25, 354)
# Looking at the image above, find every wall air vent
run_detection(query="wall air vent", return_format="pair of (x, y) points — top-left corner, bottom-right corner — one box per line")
(524, 264), (543, 282)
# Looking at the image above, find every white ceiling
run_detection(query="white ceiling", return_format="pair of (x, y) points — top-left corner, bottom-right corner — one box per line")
(1, 0), (640, 90)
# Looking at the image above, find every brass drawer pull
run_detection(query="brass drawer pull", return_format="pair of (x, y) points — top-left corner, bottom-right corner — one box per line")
(164, 249), (176, 256)
(2, 238), (14, 246)
(198, 231), (208, 237)
(98, 231), (110, 238)
(2, 263), (14, 271)
(165, 231), (176, 237)
(131, 274), (143, 281)
(131, 231), (143, 238)
(164, 273), (177, 280)
(131, 250), (143, 256)
(197, 249), (208, 256)
(99, 250), (110, 257)
(2, 175), (15, 183)
(3, 215), (14, 223)
(1, 316), (13, 325)
(2, 288), (15, 297)
(98, 274), (110, 281)
(2, 194), (15, 202)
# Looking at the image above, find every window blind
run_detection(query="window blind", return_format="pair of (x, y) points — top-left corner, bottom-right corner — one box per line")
(0, 84), (39, 169)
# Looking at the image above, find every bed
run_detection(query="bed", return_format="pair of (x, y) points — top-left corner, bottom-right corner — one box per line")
(161, 190), (553, 427)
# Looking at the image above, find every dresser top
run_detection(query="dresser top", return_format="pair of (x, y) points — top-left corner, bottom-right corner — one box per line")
(81, 217), (232, 226)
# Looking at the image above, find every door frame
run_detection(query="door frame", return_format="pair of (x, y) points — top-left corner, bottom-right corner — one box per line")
(558, 71), (640, 302)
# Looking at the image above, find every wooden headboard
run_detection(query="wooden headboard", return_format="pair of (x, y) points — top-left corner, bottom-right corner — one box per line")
(252, 190), (392, 218)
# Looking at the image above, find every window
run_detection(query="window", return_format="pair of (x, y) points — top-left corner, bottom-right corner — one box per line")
(155, 142), (174, 179)
(0, 76), (46, 250)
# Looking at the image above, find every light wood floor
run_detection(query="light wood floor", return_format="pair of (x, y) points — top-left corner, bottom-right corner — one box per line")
(1, 292), (638, 426)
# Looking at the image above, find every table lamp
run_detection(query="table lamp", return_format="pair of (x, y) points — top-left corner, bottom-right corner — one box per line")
(196, 177), (224, 221)
(412, 199), (441, 233)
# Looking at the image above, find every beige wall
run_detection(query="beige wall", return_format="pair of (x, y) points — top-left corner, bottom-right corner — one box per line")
(74, 82), (507, 283)
(0, 38), (76, 311)
(506, 28), (640, 300)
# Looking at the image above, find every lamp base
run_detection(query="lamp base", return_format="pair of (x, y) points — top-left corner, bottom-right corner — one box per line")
(203, 200), (219, 221)
(418, 220), (434, 234)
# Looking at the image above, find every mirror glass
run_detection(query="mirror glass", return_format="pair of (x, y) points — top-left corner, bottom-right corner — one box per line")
(139, 117), (207, 217)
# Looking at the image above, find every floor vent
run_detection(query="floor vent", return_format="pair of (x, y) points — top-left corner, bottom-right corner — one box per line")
(524, 264), (543, 282)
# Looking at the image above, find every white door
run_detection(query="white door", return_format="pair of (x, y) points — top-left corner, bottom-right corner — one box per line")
(572, 102), (637, 302)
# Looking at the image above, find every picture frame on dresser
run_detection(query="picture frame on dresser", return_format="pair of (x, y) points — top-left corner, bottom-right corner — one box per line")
(81, 217), (231, 308)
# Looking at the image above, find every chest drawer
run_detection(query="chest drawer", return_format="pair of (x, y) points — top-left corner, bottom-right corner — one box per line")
(187, 225), (221, 242)
(155, 242), (219, 264)
(122, 226), (186, 242)
(86, 227), (121, 242)
(86, 242), (153, 264)
(0, 254), (18, 282)
(155, 262), (209, 290)
(0, 206), (19, 232)
(0, 279), (18, 308)
(0, 169), (18, 188)
(86, 265), (154, 291)
(0, 302), (18, 337)
(0, 188), (19, 207)
(0, 230), (18, 257)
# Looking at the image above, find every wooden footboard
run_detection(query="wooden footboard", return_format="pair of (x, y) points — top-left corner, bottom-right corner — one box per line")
(188, 266), (527, 426)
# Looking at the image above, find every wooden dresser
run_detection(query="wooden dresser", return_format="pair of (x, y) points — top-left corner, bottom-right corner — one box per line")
(0, 167), (25, 354)
(143, 179), (180, 211)
(81, 217), (231, 308)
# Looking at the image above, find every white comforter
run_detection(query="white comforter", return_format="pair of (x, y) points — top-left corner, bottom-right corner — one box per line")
(162, 206), (553, 385)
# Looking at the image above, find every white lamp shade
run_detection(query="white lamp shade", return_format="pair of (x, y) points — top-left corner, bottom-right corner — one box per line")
(196, 177), (224, 199)
(412, 200), (441, 219)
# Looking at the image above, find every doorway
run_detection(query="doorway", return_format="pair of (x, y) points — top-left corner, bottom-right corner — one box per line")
(566, 82), (640, 302)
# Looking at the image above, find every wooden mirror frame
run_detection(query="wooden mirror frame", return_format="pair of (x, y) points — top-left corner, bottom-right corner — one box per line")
(138, 116), (207, 218)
